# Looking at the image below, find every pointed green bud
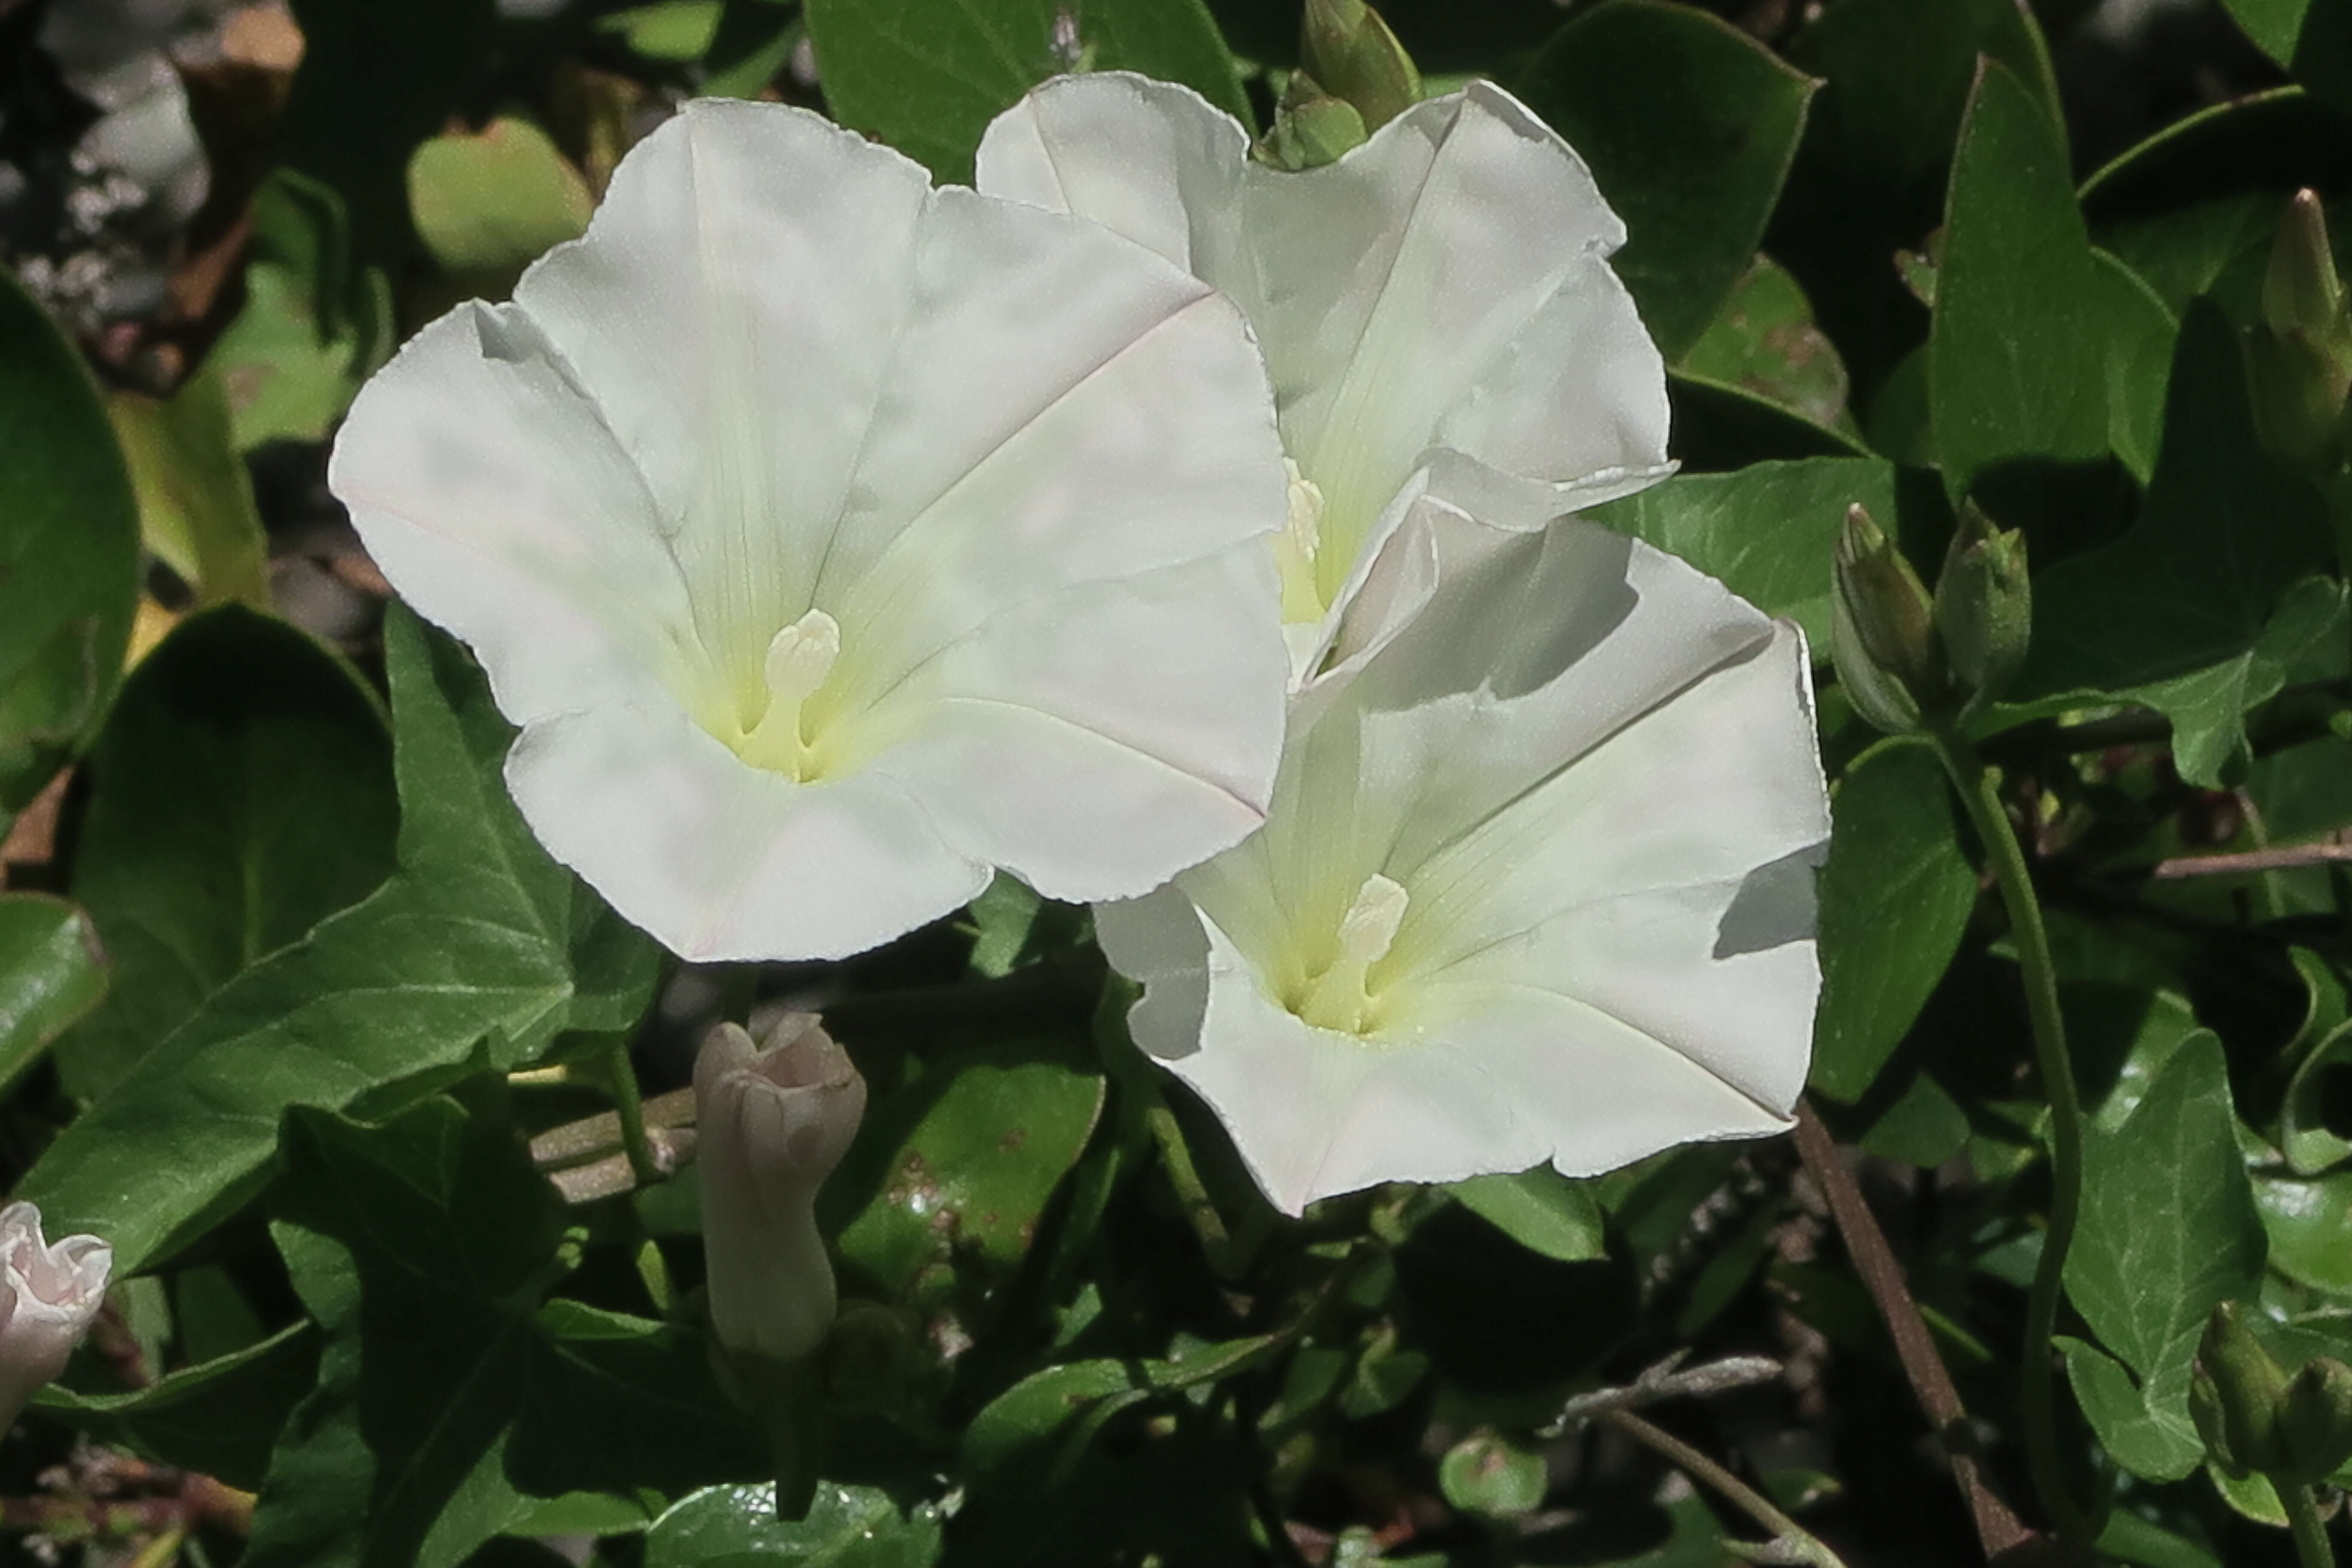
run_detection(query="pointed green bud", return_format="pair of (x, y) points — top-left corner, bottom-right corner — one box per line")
(1301, 0), (1421, 133)
(2194, 1301), (2291, 1478)
(2264, 190), (2344, 349)
(1830, 502), (1942, 734)
(1255, 71), (1369, 172)
(2279, 1356), (2352, 1483)
(1932, 504), (2030, 717)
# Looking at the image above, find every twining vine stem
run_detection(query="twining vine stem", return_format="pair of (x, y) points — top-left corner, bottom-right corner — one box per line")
(1601, 1408), (1849, 1568)
(1927, 721), (2093, 1547)
(2286, 1481), (2340, 1568)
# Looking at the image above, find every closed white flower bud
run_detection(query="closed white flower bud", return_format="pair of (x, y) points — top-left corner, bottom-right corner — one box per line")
(0, 1202), (112, 1430)
(694, 1016), (866, 1369)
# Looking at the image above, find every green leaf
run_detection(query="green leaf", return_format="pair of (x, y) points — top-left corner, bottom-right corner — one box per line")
(107, 369), (272, 608)
(1931, 59), (2109, 503)
(56, 607), (397, 1102)
(1787, 0), (2061, 184)
(2061, 1337), (2208, 1482)
(2100, 191), (2283, 320)
(0, 894), (107, 1090)
(2062, 1033), (2266, 1481)
(509, 1299), (760, 1498)
(829, 1036), (1104, 1334)
(211, 171), (396, 450)
(644, 1482), (943, 1568)
(804, 0), (1247, 183)
(1675, 256), (1861, 441)
(962, 1335), (1279, 1480)
(2227, 0), (2314, 60)
(1516, 1), (1817, 360)
(1590, 456), (1896, 654)
(2255, 1164), (2352, 1295)
(247, 1094), (561, 1568)
(34, 1322), (318, 1489)
(2012, 305), (2340, 784)
(2282, 953), (2352, 1174)
(1809, 740), (1976, 1103)
(18, 608), (660, 1274)
(407, 118), (593, 279)
(2092, 249), (2179, 487)
(0, 263), (141, 811)
(1447, 1169), (1605, 1263)
(1437, 1429), (1548, 1517)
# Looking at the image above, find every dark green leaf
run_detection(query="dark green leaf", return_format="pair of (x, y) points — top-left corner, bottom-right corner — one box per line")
(2063, 1033), (2266, 1481)
(0, 894), (107, 1090)
(0, 264), (141, 810)
(18, 608), (660, 1274)
(2012, 305), (2340, 784)
(57, 606), (397, 1102)
(510, 1299), (761, 1496)
(1516, 0), (1817, 359)
(805, 0), (1247, 183)
(962, 1335), (1278, 1479)
(1931, 60), (2109, 502)
(1447, 1169), (1604, 1264)
(1675, 256), (1860, 441)
(2092, 249), (2178, 487)
(1591, 456), (1896, 654)
(34, 1323), (318, 1489)
(1788, 0), (2061, 184)
(646, 1482), (943, 1568)
(1809, 740), (1975, 1103)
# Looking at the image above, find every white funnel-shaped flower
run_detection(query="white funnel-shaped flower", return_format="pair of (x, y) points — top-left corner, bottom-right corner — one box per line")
(0, 1202), (111, 1430)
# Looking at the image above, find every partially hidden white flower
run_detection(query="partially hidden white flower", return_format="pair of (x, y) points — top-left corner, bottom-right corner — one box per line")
(0, 1202), (112, 1430)
(694, 1015), (865, 1368)
(977, 73), (1672, 689)
(331, 98), (1291, 962)
(1096, 518), (1830, 1215)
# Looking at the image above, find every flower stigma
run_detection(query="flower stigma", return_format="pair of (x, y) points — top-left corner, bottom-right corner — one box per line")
(1291, 871), (1409, 1035)
(738, 606), (841, 780)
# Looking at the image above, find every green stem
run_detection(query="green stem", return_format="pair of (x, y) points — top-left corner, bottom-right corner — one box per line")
(1926, 723), (2092, 1545)
(1145, 1103), (1240, 1275)
(606, 1042), (662, 1191)
(1603, 1409), (1849, 1568)
(2288, 1481), (2338, 1568)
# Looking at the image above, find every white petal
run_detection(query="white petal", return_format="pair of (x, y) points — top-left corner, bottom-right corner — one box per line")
(329, 302), (701, 726)
(975, 72), (1251, 285)
(857, 545), (1283, 903)
(503, 693), (989, 963)
(1095, 884), (1214, 1064)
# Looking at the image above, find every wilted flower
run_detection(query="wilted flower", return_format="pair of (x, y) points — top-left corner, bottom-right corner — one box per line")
(978, 74), (1671, 686)
(333, 98), (1290, 962)
(1097, 520), (1829, 1214)
(694, 1015), (866, 1369)
(0, 1202), (112, 1430)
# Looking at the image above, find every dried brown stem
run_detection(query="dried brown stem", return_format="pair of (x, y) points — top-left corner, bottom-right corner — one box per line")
(2149, 840), (2352, 879)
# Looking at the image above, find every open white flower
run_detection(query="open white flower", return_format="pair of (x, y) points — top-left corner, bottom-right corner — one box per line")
(332, 98), (1290, 962)
(0, 1202), (111, 1430)
(978, 73), (1672, 687)
(1097, 518), (1829, 1214)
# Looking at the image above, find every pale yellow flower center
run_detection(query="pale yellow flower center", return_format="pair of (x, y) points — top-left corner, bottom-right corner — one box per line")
(1290, 872), (1408, 1035)
(733, 607), (840, 781)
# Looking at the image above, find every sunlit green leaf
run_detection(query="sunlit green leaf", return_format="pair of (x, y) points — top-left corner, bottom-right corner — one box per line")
(0, 894), (107, 1092)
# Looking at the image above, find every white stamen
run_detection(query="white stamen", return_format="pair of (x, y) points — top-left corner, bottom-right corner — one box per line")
(763, 608), (841, 704)
(1295, 872), (1409, 1035)
(1335, 873), (1407, 968)
(1283, 457), (1324, 564)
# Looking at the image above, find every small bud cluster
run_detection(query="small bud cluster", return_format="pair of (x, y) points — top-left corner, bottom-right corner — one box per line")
(1256, 0), (1420, 170)
(2190, 1301), (2352, 1486)
(1830, 501), (2030, 735)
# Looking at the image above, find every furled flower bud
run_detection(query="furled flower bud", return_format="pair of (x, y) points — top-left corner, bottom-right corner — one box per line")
(1301, 0), (1421, 133)
(694, 1015), (867, 1370)
(1831, 503), (1942, 734)
(0, 1203), (112, 1431)
(1932, 504), (2031, 717)
(2278, 1356), (2352, 1483)
(2248, 190), (2352, 475)
(1256, 72), (1370, 172)
(2191, 1301), (2290, 1479)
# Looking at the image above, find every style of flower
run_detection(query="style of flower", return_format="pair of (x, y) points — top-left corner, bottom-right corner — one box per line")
(332, 98), (1292, 963)
(0, 1202), (112, 1430)
(978, 73), (1672, 686)
(694, 1015), (866, 1368)
(1097, 518), (1830, 1215)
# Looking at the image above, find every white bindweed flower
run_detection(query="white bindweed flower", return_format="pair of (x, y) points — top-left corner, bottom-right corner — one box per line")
(978, 73), (1672, 688)
(1097, 518), (1830, 1215)
(331, 98), (1291, 962)
(0, 1202), (112, 1430)
(694, 1015), (866, 1368)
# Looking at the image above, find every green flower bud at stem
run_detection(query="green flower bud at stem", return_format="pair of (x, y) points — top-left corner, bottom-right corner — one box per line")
(1301, 0), (1421, 132)
(1830, 502), (1941, 734)
(2264, 190), (2345, 349)
(1255, 73), (1369, 172)
(2279, 1356), (2352, 1483)
(2194, 1301), (2291, 1478)
(1932, 505), (2030, 717)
